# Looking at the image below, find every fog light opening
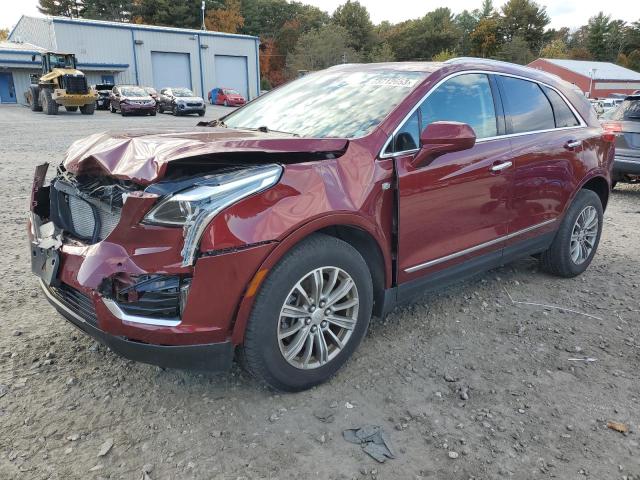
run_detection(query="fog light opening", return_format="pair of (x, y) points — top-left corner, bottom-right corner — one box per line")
(179, 278), (192, 318)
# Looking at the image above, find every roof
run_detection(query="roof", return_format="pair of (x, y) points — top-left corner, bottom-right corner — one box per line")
(539, 59), (640, 81)
(43, 15), (259, 41)
(0, 40), (45, 54)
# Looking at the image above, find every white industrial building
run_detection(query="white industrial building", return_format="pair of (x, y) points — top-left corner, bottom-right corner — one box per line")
(1, 15), (260, 104)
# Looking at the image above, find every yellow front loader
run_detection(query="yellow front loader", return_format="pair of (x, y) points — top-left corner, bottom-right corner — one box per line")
(26, 52), (97, 115)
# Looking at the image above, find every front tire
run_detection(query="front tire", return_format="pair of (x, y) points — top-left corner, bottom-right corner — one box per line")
(240, 234), (373, 392)
(40, 89), (58, 115)
(172, 105), (179, 116)
(539, 189), (603, 277)
(80, 103), (95, 115)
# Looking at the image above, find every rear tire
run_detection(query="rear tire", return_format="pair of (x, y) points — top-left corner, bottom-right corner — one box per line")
(158, 104), (164, 113)
(40, 89), (58, 115)
(29, 86), (42, 112)
(240, 234), (373, 392)
(79, 103), (95, 115)
(539, 189), (603, 277)
(110, 104), (116, 113)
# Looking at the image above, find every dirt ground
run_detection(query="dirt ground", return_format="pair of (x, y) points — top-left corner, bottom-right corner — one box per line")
(0, 104), (638, 480)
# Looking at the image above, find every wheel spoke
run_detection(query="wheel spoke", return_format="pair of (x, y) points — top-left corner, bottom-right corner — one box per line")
(325, 328), (344, 350)
(278, 320), (304, 340)
(326, 278), (354, 307)
(314, 330), (329, 365)
(311, 269), (324, 304)
(326, 314), (356, 330)
(284, 328), (310, 361)
(322, 268), (339, 298)
(294, 283), (312, 306)
(331, 297), (359, 311)
(281, 304), (309, 319)
(301, 333), (314, 367)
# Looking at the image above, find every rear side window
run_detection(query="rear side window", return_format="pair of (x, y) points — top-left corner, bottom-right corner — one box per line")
(499, 76), (555, 134)
(610, 98), (640, 122)
(542, 86), (580, 128)
(420, 73), (498, 139)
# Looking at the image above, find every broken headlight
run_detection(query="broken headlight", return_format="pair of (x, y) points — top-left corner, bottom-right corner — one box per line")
(144, 164), (282, 266)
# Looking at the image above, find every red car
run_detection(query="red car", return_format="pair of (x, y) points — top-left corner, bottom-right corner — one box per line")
(30, 59), (614, 391)
(208, 87), (246, 106)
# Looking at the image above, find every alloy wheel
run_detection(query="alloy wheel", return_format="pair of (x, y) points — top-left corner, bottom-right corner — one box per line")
(277, 266), (359, 370)
(570, 205), (598, 265)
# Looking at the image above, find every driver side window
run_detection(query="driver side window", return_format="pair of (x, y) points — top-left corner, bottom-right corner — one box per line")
(387, 73), (498, 154)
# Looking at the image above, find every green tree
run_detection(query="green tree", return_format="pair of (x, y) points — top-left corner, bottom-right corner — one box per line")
(287, 24), (359, 72)
(367, 42), (395, 62)
(433, 49), (456, 61)
(82, 0), (133, 22)
(132, 0), (211, 28)
(455, 10), (479, 56)
(387, 8), (460, 61)
(586, 12), (612, 60)
(38, 0), (83, 17)
(470, 15), (502, 58)
(497, 35), (534, 64)
(331, 1), (374, 53)
(473, 0), (494, 19)
(540, 38), (568, 58)
(501, 0), (549, 53)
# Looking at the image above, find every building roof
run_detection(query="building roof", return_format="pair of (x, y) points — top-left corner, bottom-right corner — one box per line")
(0, 40), (45, 54)
(540, 59), (640, 81)
(13, 15), (259, 41)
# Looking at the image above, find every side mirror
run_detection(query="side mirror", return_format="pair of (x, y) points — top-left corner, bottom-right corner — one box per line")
(412, 121), (476, 168)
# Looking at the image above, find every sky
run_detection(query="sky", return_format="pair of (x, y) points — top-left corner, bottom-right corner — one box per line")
(1, 0), (638, 31)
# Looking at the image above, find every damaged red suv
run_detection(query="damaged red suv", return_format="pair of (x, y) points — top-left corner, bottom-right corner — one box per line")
(30, 59), (614, 391)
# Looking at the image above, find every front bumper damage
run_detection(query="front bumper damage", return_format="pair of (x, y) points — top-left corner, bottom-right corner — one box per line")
(29, 163), (275, 371)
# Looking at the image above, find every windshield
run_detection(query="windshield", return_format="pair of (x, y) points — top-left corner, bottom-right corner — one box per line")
(48, 54), (74, 69)
(609, 97), (640, 121)
(121, 87), (146, 97)
(224, 89), (241, 96)
(173, 88), (194, 97)
(224, 68), (429, 138)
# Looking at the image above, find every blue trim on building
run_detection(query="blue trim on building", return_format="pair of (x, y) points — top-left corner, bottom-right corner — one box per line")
(51, 17), (259, 41)
(197, 35), (205, 98)
(0, 59), (40, 66)
(0, 49), (43, 56)
(78, 62), (129, 70)
(130, 30), (139, 85)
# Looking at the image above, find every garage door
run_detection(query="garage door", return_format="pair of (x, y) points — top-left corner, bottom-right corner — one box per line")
(151, 52), (192, 90)
(214, 55), (248, 99)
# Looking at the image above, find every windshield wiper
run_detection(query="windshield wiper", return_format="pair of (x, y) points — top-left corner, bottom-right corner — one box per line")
(253, 126), (300, 137)
(197, 119), (227, 128)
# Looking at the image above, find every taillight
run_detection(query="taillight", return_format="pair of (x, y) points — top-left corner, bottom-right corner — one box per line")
(602, 122), (623, 134)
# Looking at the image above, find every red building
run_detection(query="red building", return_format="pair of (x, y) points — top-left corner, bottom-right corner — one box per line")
(528, 58), (640, 98)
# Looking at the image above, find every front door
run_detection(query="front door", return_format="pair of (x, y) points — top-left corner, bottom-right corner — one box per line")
(0, 73), (17, 104)
(393, 73), (513, 289)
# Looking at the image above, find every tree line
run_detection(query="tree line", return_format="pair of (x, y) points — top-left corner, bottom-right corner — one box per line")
(36, 0), (640, 89)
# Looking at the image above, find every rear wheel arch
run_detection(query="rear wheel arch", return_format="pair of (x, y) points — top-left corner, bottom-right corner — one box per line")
(230, 216), (391, 344)
(580, 176), (609, 211)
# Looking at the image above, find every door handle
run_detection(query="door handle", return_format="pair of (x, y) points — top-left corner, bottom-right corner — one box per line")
(564, 140), (582, 149)
(490, 161), (513, 172)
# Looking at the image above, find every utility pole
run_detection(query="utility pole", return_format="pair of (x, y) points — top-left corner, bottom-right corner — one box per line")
(589, 68), (597, 98)
(201, 1), (206, 31)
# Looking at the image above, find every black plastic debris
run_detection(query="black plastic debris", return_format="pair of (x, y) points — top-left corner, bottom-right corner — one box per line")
(343, 425), (396, 463)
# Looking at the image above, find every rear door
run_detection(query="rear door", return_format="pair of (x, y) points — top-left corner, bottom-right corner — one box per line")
(393, 73), (513, 289)
(496, 75), (589, 247)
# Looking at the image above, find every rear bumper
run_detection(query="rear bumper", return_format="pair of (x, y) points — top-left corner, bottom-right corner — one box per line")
(613, 154), (640, 176)
(40, 279), (234, 371)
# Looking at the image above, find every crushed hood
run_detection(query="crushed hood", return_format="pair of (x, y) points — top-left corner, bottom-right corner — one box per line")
(62, 128), (349, 185)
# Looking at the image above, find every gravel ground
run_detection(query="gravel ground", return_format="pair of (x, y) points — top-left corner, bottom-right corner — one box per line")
(0, 104), (638, 480)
